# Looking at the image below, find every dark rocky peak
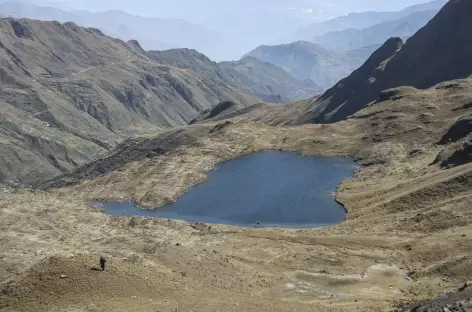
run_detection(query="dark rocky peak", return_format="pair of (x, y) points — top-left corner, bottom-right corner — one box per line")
(384, 0), (472, 89)
(302, 0), (472, 124)
(360, 37), (404, 71)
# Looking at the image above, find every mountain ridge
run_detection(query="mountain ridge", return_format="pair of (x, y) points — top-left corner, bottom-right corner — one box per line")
(244, 41), (376, 89)
(0, 17), (257, 184)
(311, 9), (438, 51)
(301, 0), (472, 123)
(0, 2), (233, 60)
(278, 0), (447, 44)
(146, 48), (322, 102)
(0, 16), (325, 184)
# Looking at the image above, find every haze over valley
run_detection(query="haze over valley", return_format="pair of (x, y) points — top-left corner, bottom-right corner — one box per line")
(0, 0), (447, 61)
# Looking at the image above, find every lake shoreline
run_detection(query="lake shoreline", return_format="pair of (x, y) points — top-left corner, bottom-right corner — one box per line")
(92, 151), (356, 229)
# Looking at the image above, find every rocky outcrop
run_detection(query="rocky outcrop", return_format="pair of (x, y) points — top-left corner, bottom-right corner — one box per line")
(400, 282), (472, 311)
(439, 115), (472, 145)
(189, 101), (244, 125)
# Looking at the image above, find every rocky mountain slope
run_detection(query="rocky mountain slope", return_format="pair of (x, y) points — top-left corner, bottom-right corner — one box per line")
(244, 41), (374, 89)
(311, 9), (438, 51)
(0, 18), (263, 185)
(0, 17), (325, 185)
(301, 0), (472, 123)
(147, 48), (322, 102)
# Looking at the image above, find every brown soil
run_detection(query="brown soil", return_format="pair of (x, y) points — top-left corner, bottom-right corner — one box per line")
(2, 79), (472, 311)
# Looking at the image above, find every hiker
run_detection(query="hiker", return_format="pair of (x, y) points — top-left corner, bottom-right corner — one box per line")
(100, 256), (107, 271)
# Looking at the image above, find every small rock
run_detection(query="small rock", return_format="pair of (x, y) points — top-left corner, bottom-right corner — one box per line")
(459, 281), (472, 291)
(60, 275), (67, 279)
(131, 296), (137, 299)
(175, 243), (181, 246)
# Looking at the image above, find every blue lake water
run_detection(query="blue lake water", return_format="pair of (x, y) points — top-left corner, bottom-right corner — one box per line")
(94, 151), (359, 228)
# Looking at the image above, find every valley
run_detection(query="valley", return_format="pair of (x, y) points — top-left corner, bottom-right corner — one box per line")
(3, 75), (472, 311)
(1, 0), (472, 311)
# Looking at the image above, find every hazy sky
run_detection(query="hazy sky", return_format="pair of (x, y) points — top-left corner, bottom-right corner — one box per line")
(0, 0), (444, 60)
(21, 0), (437, 19)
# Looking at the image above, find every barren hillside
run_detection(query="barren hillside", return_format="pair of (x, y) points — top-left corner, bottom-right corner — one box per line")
(3, 77), (472, 312)
(0, 18), (321, 185)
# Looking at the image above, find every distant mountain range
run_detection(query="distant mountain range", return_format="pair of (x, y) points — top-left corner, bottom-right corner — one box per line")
(219, 57), (321, 103)
(278, 0), (447, 44)
(311, 9), (438, 51)
(244, 41), (379, 89)
(245, 0), (445, 89)
(0, 0), (448, 61)
(0, 2), (237, 60)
